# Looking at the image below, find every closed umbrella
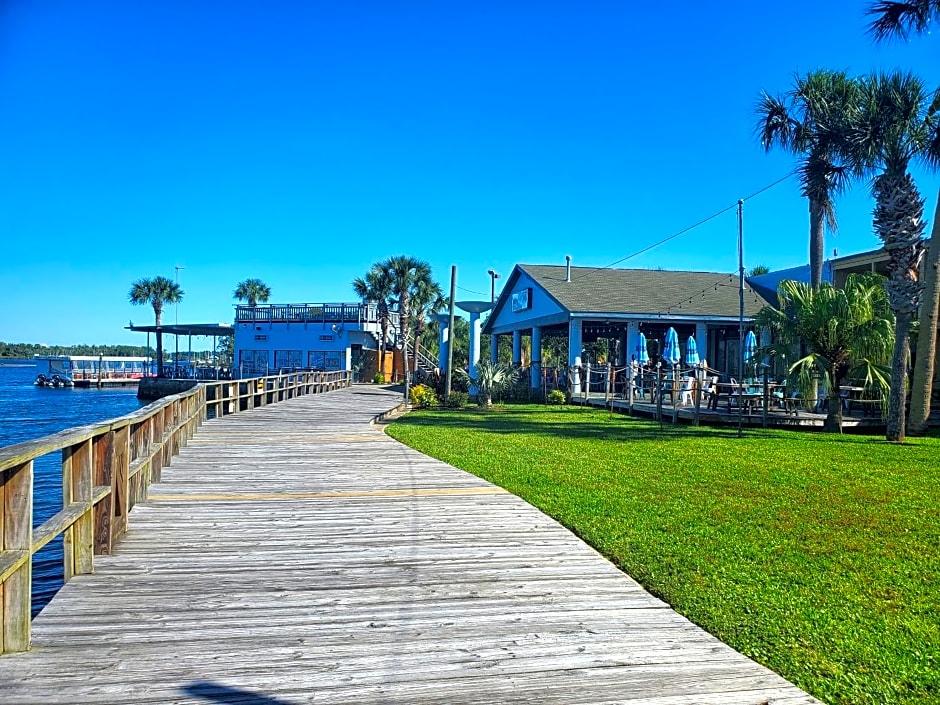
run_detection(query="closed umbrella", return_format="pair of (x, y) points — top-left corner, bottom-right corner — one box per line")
(636, 333), (649, 365)
(743, 330), (759, 379)
(744, 330), (758, 363)
(663, 327), (681, 367)
(685, 336), (700, 367)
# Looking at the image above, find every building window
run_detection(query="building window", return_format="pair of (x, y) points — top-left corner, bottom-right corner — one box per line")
(274, 350), (303, 370)
(239, 350), (269, 375)
(308, 350), (343, 371)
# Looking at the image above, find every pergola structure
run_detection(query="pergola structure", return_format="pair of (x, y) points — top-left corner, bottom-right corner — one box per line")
(481, 263), (769, 393)
(127, 322), (234, 376)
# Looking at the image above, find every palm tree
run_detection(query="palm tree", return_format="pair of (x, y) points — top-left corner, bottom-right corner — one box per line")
(756, 70), (861, 288)
(381, 255), (435, 402)
(867, 0), (940, 436)
(866, 0), (940, 40)
(754, 274), (894, 433)
(844, 71), (940, 441)
(352, 266), (393, 377)
(128, 276), (184, 376)
(410, 279), (446, 381)
(233, 278), (271, 307)
(456, 359), (519, 408)
(748, 264), (771, 277)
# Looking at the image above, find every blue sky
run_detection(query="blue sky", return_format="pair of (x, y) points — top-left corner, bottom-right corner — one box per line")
(1, 1), (937, 345)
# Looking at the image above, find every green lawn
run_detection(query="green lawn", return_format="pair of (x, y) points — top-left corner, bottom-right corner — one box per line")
(386, 405), (940, 705)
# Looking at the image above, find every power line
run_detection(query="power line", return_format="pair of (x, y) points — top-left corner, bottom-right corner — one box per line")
(571, 173), (793, 282)
(456, 285), (486, 296)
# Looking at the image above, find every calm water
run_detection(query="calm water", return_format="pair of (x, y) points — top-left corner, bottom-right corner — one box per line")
(0, 361), (145, 614)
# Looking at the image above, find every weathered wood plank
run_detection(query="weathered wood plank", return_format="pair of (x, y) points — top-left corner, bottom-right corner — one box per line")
(31, 503), (89, 555)
(2, 460), (32, 653)
(0, 386), (821, 703)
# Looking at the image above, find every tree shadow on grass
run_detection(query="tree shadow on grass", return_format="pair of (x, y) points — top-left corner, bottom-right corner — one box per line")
(393, 407), (749, 444)
(182, 681), (299, 705)
(394, 405), (909, 446)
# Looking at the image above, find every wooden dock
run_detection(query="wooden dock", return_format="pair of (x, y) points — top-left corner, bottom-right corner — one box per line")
(571, 393), (886, 430)
(0, 386), (820, 704)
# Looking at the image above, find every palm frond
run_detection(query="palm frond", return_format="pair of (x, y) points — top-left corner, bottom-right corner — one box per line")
(866, 1), (939, 41)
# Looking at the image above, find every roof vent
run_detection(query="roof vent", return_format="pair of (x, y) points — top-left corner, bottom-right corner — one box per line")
(565, 255), (571, 282)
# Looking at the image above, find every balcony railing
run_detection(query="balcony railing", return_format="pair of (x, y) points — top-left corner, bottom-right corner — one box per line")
(235, 303), (398, 328)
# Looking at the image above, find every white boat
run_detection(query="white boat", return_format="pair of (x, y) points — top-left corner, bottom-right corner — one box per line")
(33, 355), (153, 388)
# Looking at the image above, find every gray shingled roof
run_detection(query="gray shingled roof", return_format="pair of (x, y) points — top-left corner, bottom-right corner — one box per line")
(519, 265), (769, 318)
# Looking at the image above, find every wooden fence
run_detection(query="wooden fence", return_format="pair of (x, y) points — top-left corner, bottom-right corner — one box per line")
(0, 370), (351, 654)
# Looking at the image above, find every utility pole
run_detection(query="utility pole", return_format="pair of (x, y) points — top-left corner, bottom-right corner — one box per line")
(737, 199), (745, 438)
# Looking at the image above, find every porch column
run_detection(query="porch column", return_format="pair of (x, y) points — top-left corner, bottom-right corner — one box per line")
(619, 324), (629, 366)
(695, 322), (708, 367)
(512, 330), (522, 366)
(530, 326), (542, 389)
(490, 332), (498, 364)
(568, 318), (583, 394)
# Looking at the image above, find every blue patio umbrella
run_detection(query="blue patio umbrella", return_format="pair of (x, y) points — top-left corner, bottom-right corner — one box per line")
(685, 336), (700, 367)
(636, 332), (649, 365)
(663, 327), (681, 367)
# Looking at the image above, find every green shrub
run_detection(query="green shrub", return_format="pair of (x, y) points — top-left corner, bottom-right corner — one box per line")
(372, 372), (386, 384)
(445, 391), (469, 408)
(409, 384), (438, 408)
(546, 389), (567, 405)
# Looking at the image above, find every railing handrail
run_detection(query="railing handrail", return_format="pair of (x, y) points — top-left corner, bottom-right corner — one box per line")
(234, 302), (400, 328)
(0, 369), (353, 654)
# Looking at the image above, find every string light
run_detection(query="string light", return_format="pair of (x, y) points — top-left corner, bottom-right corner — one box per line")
(569, 173), (792, 282)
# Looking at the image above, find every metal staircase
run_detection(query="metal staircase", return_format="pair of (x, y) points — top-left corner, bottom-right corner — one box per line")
(405, 340), (439, 382)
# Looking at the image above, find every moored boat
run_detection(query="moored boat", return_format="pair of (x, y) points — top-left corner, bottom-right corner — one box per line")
(33, 355), (153, 388)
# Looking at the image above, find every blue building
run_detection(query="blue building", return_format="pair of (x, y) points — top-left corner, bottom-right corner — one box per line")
(484, 261), (769, 391)
(233, 302), (395, 378)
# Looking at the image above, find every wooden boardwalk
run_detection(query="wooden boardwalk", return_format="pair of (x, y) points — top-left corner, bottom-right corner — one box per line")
(0, 387), (820, 704)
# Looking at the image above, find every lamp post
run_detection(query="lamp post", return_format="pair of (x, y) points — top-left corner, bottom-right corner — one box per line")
(175, 265), (184, 377)
(174, 265), (185, 325)
(487, 269), (501, 364)
(487, 269), (501, 303)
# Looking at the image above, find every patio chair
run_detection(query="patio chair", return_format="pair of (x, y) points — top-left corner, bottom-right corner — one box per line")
(678, 376), (695, 406)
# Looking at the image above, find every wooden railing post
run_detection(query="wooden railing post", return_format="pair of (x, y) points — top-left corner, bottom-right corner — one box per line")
(93, 432), (113, 555)
(152, 408), (165, 481)
(62, 440), (93, 582)
(2, 461), (33, 653)
(111, 426), (130, 541)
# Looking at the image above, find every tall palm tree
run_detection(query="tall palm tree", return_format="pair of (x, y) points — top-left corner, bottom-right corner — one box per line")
(352, 266), (393, 377)
(410, 279), (446, 380)
(867, 0), (940, 436)
(128, 276), (184, 376)
(754, 274), (894, 433)
(844, 71), (940, 441)
(381, 255), (435, 402)
(756, 70), (861, 288)
(233, 278), (271, 307)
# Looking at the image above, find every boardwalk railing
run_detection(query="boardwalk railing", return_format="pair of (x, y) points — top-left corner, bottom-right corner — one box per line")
(0, 370), (351, 654)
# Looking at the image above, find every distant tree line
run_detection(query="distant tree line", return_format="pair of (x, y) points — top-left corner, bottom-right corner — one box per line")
(0, 342), (155, 359)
